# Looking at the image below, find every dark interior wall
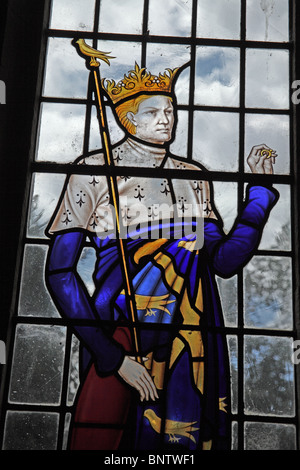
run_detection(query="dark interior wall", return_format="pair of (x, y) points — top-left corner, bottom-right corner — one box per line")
(0, 0), (50, 368)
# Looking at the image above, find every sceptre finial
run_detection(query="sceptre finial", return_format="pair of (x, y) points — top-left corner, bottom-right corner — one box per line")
(75, 38), (115, 67)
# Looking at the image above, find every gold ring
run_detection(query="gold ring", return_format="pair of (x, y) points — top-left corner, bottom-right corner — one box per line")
(261, 149), (273, 159)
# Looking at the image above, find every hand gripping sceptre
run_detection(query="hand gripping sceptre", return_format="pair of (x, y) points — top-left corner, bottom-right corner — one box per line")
(74, 39), (142, 364)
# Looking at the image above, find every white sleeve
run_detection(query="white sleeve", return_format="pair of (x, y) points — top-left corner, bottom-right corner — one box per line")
(47, 172), (110, 234)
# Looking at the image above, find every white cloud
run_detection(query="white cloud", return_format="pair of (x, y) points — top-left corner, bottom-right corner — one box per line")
(195, 46), (240, 107)
(148, 0), (193, 36)
(197, 0), (241, 39)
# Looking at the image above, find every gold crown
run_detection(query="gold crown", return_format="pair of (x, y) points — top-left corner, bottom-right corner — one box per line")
(101, 63), (179, 105)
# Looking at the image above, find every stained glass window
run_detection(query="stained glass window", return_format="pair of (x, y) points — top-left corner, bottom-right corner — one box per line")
(0, 0), (299, 453)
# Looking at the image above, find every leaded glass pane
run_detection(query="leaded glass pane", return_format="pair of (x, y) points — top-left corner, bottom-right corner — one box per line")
(195, 46), (240, 107)
(49, 0), (95, 31)
(192, 112), (239, 172)
(43, 37), (90, 99)
(62, 413), (72, 450)
(148, 0), (193, 37)
(36, 102), (86, 163)
(217, 277), (238, 327)
(146, 43), (191, 105)
(259, 184), (291, 251)
(245, 48), (290, 109)
(97, 40), (142, 83)
(244, 256), (293, 330)
(231, 422), (238, 450)
(67, 336), (80, 406)
(244, 113), (290, 175)
(227, 335), (238, 414)
(27, 173), (66, 239)
(18, 245), (59, 318)
(3, 411), (59, 450)
(77, 247), (97, 296)
(244, 422), (296, 450)
(169, 110), (188, 157)
(99, 0), (144, 34)
(213, 181), (238, 233)
(246, 0), (289, 42)
(244, 335), (295, 416)
(8, 324), (66, 404)
(197, 0), (241, 39)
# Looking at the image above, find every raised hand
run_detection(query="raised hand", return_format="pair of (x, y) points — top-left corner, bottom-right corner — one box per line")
(247, 144), (277, 174)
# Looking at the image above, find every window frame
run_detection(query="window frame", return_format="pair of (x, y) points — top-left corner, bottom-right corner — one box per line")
(0, 0), (299, 450)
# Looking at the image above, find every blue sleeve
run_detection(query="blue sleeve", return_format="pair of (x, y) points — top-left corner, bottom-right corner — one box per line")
(45, 231), (125, 376)
(204, 185), (279, 278)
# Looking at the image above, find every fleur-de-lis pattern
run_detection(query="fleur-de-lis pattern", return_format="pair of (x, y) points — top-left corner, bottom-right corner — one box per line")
(89, 176), (99, 187)
(48, 139), (217, 237)
(89, 212), (99, 229)
(134, 185), (145, 202)
(76, 191), (86, 207)
(161, 180), (170, 196)
(62, 209), (72, 226)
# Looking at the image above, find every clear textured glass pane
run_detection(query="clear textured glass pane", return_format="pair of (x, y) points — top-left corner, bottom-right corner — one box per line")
(231, 421), (238, 450)
(213, 181), (238, 234)
(50, 0), (95, 31)
(77, 247), (97, 296)
(244, 335), (295, 416)
(106, 106), (126, 146)
(63, 413), (72, 450)
(245, 49), (289, 109)
(244, 256), (293, 330)
(3, 411), (59, 450)
(170, 110), (188, 157)
(148, 0), (193, 36)
(67, 336), (80, 406)
(18, 245), (59, 318)
(89, 105), (103, 150)
(244, 422), (296, 450)
(36, 103), (86, 163)
(227, 335), (238, 414)
(197, 0), (241, 39)
(146, 43), (191, 105)
(8, 324), (66, 405)
(246, 0), (289, 42)
(195, 47), (240, 107)
(193, 112), (239, 172)
(98, 40), (142, 84)
(245, 114), (290, 175)
(27, 173), (66, 239)
(99, 0), (143, 34)
(89, 104), (125, 150)
(43, 37), (90, 99)
(217, 276), (238, 327)
(259, 184), (291, 251)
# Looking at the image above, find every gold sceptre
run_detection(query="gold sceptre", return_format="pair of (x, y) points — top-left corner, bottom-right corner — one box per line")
(74, 39), (142, 364)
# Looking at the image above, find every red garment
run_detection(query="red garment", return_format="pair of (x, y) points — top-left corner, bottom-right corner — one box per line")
(70, 327), (133, 450)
